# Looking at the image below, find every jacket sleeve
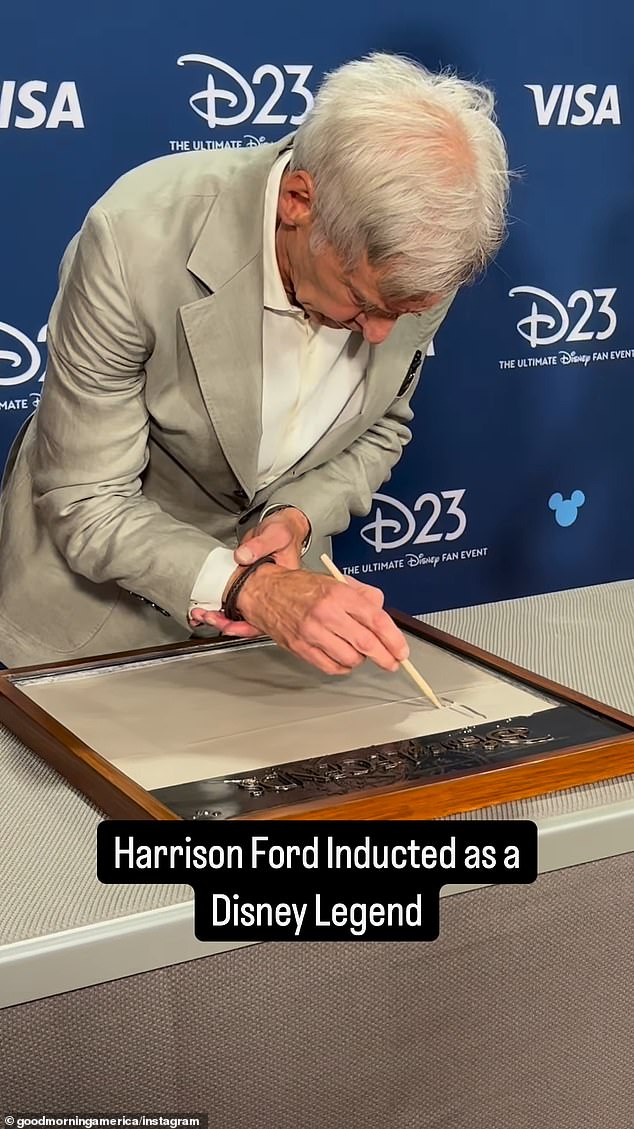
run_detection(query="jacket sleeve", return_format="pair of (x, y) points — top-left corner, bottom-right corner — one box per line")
(31, 206), (229, 626)
(262, 293), (455, 537)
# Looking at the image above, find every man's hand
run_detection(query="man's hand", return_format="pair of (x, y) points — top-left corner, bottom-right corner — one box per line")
(204, 563), (409, 676)
(189, 507), (309, 639)
(235, 506), (309, 570)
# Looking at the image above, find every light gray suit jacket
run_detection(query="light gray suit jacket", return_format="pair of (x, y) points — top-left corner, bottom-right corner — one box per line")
(0, 136), (454, 667)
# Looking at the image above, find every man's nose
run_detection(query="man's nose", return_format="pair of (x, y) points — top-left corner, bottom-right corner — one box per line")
(358, 315), (396, 344)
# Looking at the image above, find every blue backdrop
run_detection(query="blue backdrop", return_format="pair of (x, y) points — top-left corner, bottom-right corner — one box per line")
(2, 1), (633, 614)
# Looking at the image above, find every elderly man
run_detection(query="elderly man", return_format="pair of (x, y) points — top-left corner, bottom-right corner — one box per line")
(0, 53), (509, 671)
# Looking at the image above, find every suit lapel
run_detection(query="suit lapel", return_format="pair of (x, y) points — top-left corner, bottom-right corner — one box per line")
(179, 261), (263, 496)
(362, 313), (427, 416)
(180, 136), (294, 497)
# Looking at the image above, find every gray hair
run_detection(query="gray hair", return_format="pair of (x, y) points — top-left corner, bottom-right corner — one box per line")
(291, 53), (510, 302)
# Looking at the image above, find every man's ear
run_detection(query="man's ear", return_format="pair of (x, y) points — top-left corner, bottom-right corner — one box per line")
(277, 169), (315, 228)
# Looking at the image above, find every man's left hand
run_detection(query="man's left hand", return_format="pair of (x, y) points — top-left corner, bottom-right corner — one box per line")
(235, 506), (309, 570)
(189, 506), (310, 638)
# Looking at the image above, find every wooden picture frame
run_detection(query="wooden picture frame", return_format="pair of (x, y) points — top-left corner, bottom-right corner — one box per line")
(1, 609), (634, 822)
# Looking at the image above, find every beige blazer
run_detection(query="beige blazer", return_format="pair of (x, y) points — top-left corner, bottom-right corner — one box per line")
(0, 136), (454, 667)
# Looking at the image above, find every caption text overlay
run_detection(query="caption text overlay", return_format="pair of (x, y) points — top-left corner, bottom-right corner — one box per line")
(96, 821), (534, 943)
(97, 820), (538, 941)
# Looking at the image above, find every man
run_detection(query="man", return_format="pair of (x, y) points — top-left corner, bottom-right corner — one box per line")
(0, 53), (509, 671)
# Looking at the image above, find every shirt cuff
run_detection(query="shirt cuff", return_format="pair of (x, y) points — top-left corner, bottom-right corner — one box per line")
(260, 504), (312, 557)
(188, 547), (237, 614)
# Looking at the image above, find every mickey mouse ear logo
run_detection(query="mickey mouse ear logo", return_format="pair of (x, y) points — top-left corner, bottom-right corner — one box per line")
(548, 490), (585, 527)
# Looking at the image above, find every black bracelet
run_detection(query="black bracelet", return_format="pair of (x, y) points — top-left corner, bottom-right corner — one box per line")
(221, 554), (277, 622)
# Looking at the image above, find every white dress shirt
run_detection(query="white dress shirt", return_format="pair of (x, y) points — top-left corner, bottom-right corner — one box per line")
(189, 152), (370, 614)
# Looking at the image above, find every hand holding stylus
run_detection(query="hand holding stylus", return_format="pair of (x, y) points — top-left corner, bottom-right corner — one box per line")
(320, 553), (442, 708)
(191, 517), (416, 679)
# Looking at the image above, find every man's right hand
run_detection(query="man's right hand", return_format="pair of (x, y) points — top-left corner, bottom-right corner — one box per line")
(229, 563), (409, 676)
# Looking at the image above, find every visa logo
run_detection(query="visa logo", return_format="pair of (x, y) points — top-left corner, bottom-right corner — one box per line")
(0, 81), (84, 129)
(525, 83), (620, 126)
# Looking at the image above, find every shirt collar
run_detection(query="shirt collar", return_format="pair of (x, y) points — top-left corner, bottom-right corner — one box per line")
(262, 151), (298, 314)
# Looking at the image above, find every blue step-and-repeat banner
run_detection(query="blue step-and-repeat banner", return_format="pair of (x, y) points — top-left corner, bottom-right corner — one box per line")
(2, 2), (633, 614)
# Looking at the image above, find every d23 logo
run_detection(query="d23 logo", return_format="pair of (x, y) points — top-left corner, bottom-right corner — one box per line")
(0, 322), (47, 386)
(509, 287), (617, 348)
(360, 490), (467, 554)
(177, 56), (314, 129)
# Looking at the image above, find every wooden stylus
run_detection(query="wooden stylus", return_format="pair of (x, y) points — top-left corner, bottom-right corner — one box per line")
(320, 553), (442, 709)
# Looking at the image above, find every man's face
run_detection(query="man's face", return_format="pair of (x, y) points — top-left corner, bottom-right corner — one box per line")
(276, 168), (440, 344)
